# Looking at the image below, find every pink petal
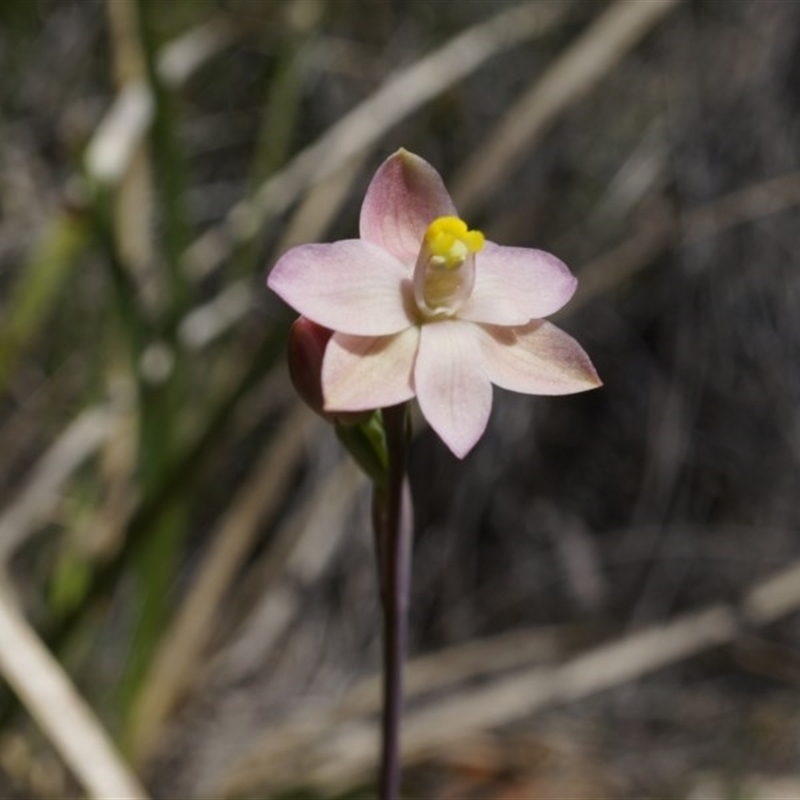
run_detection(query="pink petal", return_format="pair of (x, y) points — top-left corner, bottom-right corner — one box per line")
(322, 327), (419, 411)
(459, 243), (577, 325)
(476, 321), (602, 395)
(360, 149), (457, 264)
(414, 321), (493, 459)
(268, 240), (414, 336)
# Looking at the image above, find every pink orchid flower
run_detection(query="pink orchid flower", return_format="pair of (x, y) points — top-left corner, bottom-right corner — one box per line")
(268, 149), (600, 458)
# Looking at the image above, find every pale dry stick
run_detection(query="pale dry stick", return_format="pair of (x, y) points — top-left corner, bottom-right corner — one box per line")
(85, 83), (154, 189)
(738, 775), (800, 800)
(218, 547), (800, 798)
(129, 404), (318, 764)
(0, 340), (293, 569)
(216, 624), (597, 776)
(207, 455), (368, 685)
(539, 115), (668, 256)
(157, 15), (240, 90)
(178, 280), (256, 351)
(88, 378), (139, 562)
(217, 604), (735, 797)
(104, 0), (156, 301)
(272, 152), (370, 259)
(97, 0), (156, 554)
(569, 170), (800, 313)
(319, 608), (737, 793)
(0, 588), (148, 799)
(338, 624), (597, 719)
(181, 1), (577, 280)
(681, 169), (800, 245)
(86, 14), (240, 188)
(0, 405), (120, 563)
(581, 117), (669, 233)
(742, 560), (800, 626)
(566, 201), (676, 313)
(452, 0), (683, 217)
(687, 772), (800, 800)
(0, 352), (283, 577)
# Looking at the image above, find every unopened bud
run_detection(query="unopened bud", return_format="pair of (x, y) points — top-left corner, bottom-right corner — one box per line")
(287, 317), (370, 425)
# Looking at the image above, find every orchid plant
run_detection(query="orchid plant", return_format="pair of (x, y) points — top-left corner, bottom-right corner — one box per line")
(268, 149), (600, 799)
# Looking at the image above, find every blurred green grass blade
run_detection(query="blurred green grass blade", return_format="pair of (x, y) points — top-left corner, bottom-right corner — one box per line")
(251, 48), (307, 186)
(49, 545), (94, 617)
(249, 2), (327, 183)
(119, 375), (189, 729)
(119, 499), (185, 737)
(136, 0), (193, 316)
(65, 327), (286, 626)
(26, 328), (287, 743)
(97, 0), (200, 725)
(233, 20), (319, 279)
(0, 212), (89, 395)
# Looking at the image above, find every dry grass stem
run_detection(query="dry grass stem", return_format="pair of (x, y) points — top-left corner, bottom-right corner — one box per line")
(569, 202), (676, 312)
(571, 170), (800, 312)
(213, 624), (599, 785)
(272, 153), (369, 259)
(218, 543), (800, 797)
(85, 84), (154, 188)
(682, 170), (800, 243)
(452, 0), (683, 216)
(104, 0), (157, 309)
(207, 456), (368, 686)
(86, 14), (240, 188)
(216, 604), (732, 796)
(0, 588), (148, 800)
(157, 16), (241, 90)
(742, 561), (800, 626)
(314, 608), (735, 793)
(178, 280), (256, 351)
(0, 405), (120, 563)
(337, 625), (596, 719)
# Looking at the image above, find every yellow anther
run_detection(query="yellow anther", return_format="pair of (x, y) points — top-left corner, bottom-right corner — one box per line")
(424, 216), (484, 269)
(463, 229), (485, 252)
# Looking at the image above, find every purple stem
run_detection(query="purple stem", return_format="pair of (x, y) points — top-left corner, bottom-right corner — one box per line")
(373, 404), (412, 800)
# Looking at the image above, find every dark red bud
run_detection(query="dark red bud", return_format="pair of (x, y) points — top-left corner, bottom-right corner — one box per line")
(287, 317), (371, 425)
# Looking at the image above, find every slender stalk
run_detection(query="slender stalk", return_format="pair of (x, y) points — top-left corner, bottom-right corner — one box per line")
(373, 404), (413, 800)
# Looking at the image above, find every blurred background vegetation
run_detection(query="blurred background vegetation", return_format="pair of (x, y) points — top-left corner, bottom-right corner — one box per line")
(2, 0), (800, 797)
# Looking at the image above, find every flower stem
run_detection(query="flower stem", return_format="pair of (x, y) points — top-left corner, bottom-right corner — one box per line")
(373, 404), (412, 800)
